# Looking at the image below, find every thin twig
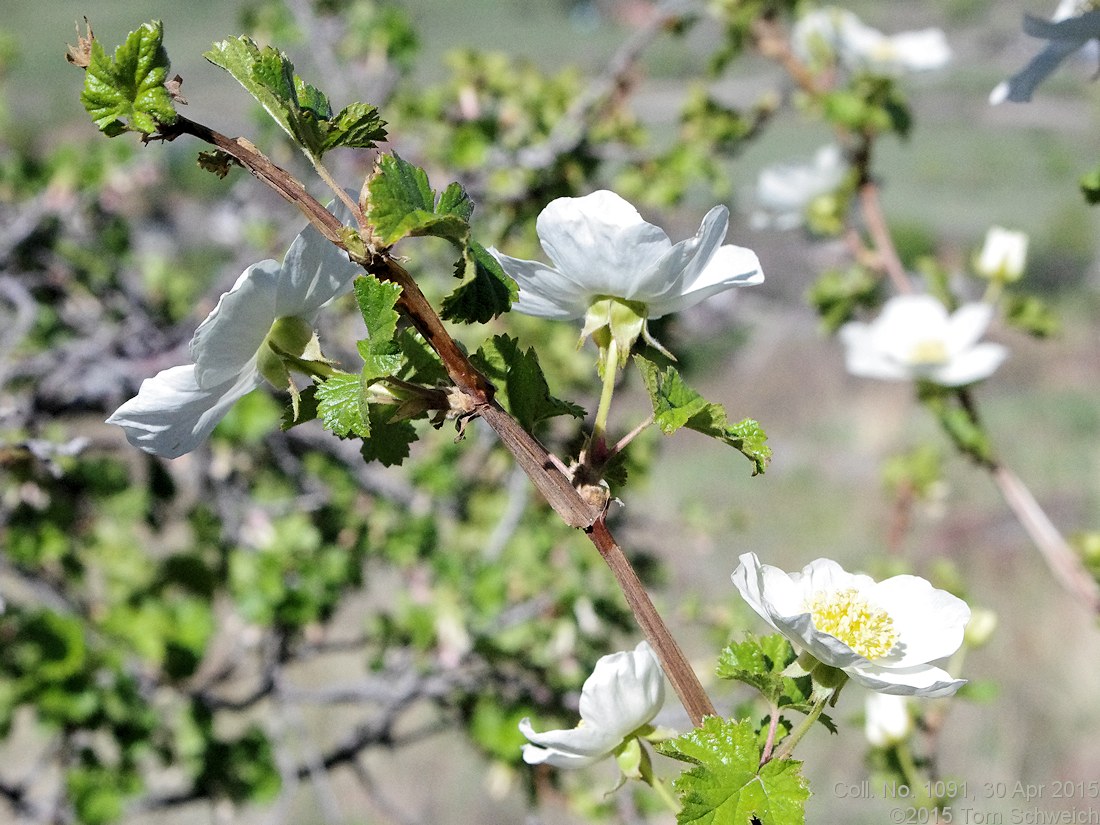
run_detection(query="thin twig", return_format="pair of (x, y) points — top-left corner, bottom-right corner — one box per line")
(750, 15), (823, 95)
(991, 464), (1100, 613)
(857, 181), (914, 294)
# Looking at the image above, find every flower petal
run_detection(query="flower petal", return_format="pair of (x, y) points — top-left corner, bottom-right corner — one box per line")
(488, 249), (590, 319)
(577, 641), (664, 738)
(945, 302), (994, 355)
(190, 260), (281, 389)
(536, 191), (671, 298)
(847, 661), (966, 697)
(930, 343), (1008, 386)
(732, 553), (801, 628)
(633, 205), (729, 304)
(649, 242), (764, 319)
(769, 609), (869, 669)
(518, 718), (621, 766)
(864, 693), (912, 747)
(276, 199), (360, 317)
(870, 295), (949, 365)
(106, 363), (261, 459)
(883, 29), (952, 73)
(839, 321), (912, 381)
(869, 575), (971, 666)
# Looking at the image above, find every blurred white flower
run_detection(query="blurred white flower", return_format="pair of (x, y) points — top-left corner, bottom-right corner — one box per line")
(792, 7), (951, 74)
(839, 295), (1008, 387)
(990, 0), (1100, 104)
(975, 226), (1028, 282)
(751, 144), (846, 231)
(107, 203), (358, 458)
(518, 641), (665, 768)
(489, 190), (762, 356)
(865, 692), (912, 747)
(731, 552), (970, 697)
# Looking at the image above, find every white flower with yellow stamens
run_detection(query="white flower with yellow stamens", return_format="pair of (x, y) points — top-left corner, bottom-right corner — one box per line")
(839, 294), (1007, 387)
(731, 553), (970, 697)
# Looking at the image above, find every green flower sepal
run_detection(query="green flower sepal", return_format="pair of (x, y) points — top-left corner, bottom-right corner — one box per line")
(584, 296), (647, 371)
(258, 316), (338, 419)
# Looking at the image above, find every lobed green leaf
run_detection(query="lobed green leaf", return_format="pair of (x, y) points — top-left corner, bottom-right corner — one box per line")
(315, 373), (370, 439)
(472, 335), (584, 432)
(660, 717), (810, 825)
(635, 356), (771, 474)
(365, 153), (470, 246)
(442, 241), (517, 324)
(360, 407), (417, 466)
(353, 275), (403, 382)
(81, 21), (177, 136)
(204, 36), (384, 159)
(365, 155), (514, 322)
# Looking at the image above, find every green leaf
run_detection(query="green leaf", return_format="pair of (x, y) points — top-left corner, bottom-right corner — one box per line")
(806, 266), (881, 333)
(198, 726), (281, 803)
(81, 21), (177, 136)
(204, 36), (384, 159)
(365, 153), (471, 246)
(323, 102), (388, 151)
(353, 275), (403, 382)
(360, 407), (417, 466)
(660, 717), (810, 825)
(918, 384), (996, 467)
(364, 154), (515, 322)
(315, 373), (370, 438)
(716, 634), (798, 704)
(1004, 293), (1060, 338)
(441, 241), (517, 324)
(472, 335), (584, 432)
(635, 356), (771, 475)
(205, 36), (308, 149)
(197, 149), (237, 178)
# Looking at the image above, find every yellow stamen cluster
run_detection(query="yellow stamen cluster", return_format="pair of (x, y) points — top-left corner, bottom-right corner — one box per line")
(908, 339), (949, 365)
(807, 588), (898, 660)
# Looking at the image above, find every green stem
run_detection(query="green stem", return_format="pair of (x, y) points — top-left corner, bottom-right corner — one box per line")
(980, 279), (1004, 306)
(307, 152), (366, 232)
(771, 693), (830, 763)
(649, 775), (680, 814)
(896, 740), (932, 807)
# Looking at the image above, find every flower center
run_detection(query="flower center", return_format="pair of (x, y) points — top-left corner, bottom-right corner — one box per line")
(907, 338), (949, 366)
(807, 588), (898, 660)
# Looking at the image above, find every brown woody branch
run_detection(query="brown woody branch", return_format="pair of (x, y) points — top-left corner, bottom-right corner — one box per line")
(152, 114), (717, 726)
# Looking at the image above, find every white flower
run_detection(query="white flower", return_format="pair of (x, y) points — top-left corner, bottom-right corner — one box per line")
(489, 190), (762, 355)
(990, 1), (1100, 104)
(518, 641), (665, 768)
(731, 553), (970, 697)
(751, 144), (846, 231)
(975, 226), (1028, 282)
(839, 295), (1008, 387)
(864, 693), (912, 747)
(792, 7), (951, 75)
(107, 203), (358, 458)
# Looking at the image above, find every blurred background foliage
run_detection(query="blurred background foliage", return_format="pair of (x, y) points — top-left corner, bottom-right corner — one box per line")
(1, 0), (1100, 824)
